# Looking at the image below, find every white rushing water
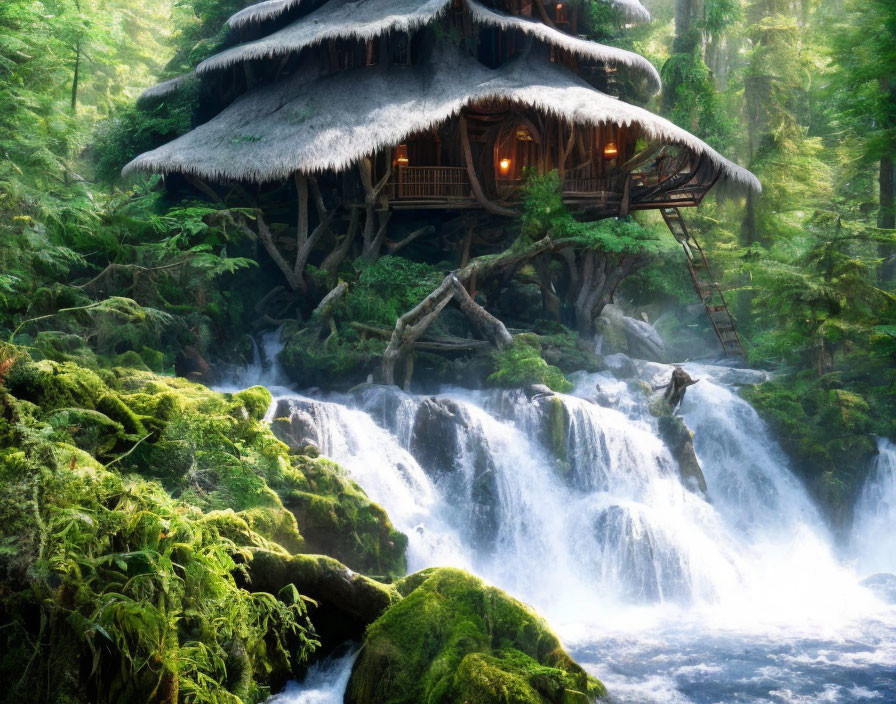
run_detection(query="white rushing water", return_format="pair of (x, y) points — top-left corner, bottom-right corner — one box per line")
(267, 648), (357, 704)
(245, 343), (896, 702)
(853, 439), (896, 577)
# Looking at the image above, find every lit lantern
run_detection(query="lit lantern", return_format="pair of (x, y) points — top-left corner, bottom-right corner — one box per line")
(555, 2), (568, 22)
(603, 142), (618, 159)
(395, 144), (409, 166)
(499, 157), (512, 175)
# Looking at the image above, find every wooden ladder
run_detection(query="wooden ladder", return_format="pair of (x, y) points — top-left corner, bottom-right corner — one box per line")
(660, 207), (745, 357)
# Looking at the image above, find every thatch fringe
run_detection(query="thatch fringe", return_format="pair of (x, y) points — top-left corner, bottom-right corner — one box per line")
(201, 0), (452, 75)
(466, 0), (660, 92)
(228, 0), (304, 29)
(137, 72), (198, 103)
(229, 0), (651, 31)
(124, 42), (759, 192)
(203, 0), (659, 91)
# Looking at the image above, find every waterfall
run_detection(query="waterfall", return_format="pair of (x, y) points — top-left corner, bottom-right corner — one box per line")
(217, 327), (290, 392)
(247, 349), (896, 702)
(270, 365), (877, 627)
(267, 648), (357, 704)
(853, 438), (896, 577)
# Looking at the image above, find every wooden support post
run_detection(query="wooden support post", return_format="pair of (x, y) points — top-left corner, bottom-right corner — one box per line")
(459, 115), (517, 217)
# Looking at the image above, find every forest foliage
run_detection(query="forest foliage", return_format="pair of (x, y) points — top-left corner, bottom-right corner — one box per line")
(0, 3), (894, 700)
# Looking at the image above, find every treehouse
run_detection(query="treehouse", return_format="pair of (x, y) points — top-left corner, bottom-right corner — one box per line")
(126, 0), (759, 219)
(126, 0), (757, 363)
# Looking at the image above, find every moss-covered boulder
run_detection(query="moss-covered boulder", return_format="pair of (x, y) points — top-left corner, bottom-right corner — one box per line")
(281, 455), (408, 579)
(246, 550), (401, 651)
(489, 335), (573, 393)
(1, 343), (406, 574)
(741, 374), (882, 526)
(346, 568), (605, 704)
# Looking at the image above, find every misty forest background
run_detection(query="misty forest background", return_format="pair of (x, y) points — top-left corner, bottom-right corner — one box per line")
(2, 0), (895, 518)
(0, 0), (894, 700)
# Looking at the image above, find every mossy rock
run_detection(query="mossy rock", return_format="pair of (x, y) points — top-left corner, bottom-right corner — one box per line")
(44, 407), (126, 457)
(6, 357), (109, 410)
(346, 568), (605, 704)
(246, 550), (401, 651)
(489, 337), (573, 394)
(113, 350), (151, 371)
(541, 332), (604, 375)
(283, 456), (407, 579)
(233, 386), (273, 421)
(741, 378), (879, 527)
(543, 396), (570, 478)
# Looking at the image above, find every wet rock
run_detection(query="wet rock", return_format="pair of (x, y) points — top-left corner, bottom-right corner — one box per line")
(861, 573), (896, 603)
(596, 304), (668, 362)
(269, 398), (319, 450)
(526, 383), (555, 398)
(346, 567), (605, 704)
(657, 414), (708, 495)
(408, 397), (466, 479)
(718, 367), (772, 386)
(405, 397), (502, 548)
(604, 352), (638, 379)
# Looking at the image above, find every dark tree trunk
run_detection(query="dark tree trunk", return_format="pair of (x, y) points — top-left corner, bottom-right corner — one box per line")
(572, 251), (648, 337)
(71, 40), (81, 111)
(879, 155), (895, 230)
(742, 188), (759, 246)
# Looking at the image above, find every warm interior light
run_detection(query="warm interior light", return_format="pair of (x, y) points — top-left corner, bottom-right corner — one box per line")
(395, 144), (409, 166)
(499, 157), (512, 174)
(603, 142), (618, 159)
(555, 2), (568, 22)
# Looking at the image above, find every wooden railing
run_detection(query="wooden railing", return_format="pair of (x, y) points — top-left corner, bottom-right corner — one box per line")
(389, 166), (472, 202)
(562, 165), (627, 196)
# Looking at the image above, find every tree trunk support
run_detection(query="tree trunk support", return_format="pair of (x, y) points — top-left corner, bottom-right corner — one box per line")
(460, 115), (517, 217)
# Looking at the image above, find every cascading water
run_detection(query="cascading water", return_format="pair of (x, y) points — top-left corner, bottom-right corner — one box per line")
(853, 439), (896, 577)
(245, 339), (896, 702)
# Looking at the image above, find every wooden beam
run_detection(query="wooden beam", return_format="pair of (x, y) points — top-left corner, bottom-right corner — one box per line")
(459, 115), (517, 217)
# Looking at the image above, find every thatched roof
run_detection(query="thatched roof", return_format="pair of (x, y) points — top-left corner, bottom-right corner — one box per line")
(612, 0), (650, 23)
(124, 42), (759, 191)
(228, 0), (304, 29)
(465, 0), (660, 92)
(228, 0), (651, 31)
(138, 72), (198, 104)
(201, 0), (451, 75)
(203, 0), (659, 91)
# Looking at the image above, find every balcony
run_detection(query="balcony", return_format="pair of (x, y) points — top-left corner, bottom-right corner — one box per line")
(388, 166), (474, 208)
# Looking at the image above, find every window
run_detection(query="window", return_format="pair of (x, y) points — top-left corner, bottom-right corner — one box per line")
(554, 2), (568, 24)
(391, 32), (410, 65)
(365, 38), (379, 66)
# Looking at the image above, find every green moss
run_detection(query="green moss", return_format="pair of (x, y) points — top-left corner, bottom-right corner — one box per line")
(281, 456), (407, 579)
(234, 385), (273, 421)
(138, 346), (166, 372)
(113, 350), (151, 371)
(279, 327), (384, 389)
(347, 568), (603, 704)
(489, 338), (573, 393)
(44, 407), (125, 457)
(96, 392), (147, 435)
(741, 376), (880, 525)
(549, 397), (570, 476)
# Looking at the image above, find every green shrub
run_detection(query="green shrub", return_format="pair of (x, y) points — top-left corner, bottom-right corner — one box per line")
(488, 336), (573, 393)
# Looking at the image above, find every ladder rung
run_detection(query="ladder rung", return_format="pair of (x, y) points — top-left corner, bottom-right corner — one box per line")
(665, 206), (743, 357)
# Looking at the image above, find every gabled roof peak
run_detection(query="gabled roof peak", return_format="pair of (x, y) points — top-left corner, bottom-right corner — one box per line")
(199, 0), (660, 94)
